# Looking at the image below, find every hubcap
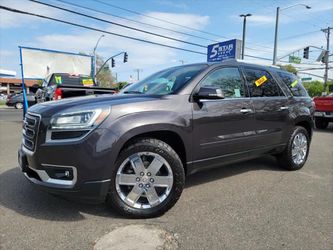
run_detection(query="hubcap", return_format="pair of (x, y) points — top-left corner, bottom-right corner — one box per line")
(115, 152), (173, 209)
(292, 132), (308, 165)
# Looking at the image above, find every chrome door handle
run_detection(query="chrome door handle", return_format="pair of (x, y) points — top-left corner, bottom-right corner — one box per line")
(280, 106), (289, 111)
(240, 108), (253, 114)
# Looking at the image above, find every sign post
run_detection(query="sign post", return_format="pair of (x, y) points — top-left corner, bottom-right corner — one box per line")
(207, 39), (242, 62)
(19, 46), (29, 116)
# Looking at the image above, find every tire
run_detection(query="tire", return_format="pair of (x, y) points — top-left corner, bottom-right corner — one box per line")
(106, 138), (185, 218)
(315, 118), (328, 129)
(276, 126), (310, 171)
(15, 102), (23, 109)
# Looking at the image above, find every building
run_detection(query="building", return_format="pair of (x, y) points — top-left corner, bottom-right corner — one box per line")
(0, 78), (38, 95)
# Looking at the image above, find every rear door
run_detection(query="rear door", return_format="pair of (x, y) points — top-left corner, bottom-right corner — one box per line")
(241, 66), (290, 148)
(192, 66), (257, 165)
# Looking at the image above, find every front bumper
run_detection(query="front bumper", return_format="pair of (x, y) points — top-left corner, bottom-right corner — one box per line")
(18, 146), (111, 203)
(314, 111), (333, 119)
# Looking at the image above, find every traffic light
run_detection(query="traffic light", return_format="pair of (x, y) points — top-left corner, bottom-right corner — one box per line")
(303, 47), (309, 59)
(111, 58), (115, 68)
(123, 52), (128, 63)
(321, 51), (328, 63)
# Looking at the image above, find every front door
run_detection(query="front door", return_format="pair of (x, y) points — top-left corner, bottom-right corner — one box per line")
(191, 67), (257, 168)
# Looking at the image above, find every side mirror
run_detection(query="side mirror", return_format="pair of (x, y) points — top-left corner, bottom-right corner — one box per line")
(194, 86), (224, 100)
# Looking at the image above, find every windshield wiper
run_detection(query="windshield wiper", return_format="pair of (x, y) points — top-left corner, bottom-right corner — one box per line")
(123, 91), (143, 94)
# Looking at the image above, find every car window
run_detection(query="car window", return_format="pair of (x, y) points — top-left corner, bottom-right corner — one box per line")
(244, 68), (283, 97)
(276, 71), (308, 97)
(122, 64), (208, 95)
(200, 67), (246, 98)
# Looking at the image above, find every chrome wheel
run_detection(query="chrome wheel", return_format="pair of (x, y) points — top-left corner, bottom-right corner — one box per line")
(291, 132), (308, 165)
(115, 152), (174, 209)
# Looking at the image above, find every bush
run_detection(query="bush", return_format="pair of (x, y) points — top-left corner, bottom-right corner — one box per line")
(302, 81), (324, 97)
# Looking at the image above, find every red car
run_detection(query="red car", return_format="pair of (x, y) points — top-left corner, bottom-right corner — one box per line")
(313, 93), (333, 129)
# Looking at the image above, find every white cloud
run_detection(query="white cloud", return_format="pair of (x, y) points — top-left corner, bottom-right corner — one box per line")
(33, 11), (209, 73)
(0, 0), (67, 28)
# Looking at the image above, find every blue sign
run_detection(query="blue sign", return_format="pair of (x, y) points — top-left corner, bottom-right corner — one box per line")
(207, 39), (241, 62)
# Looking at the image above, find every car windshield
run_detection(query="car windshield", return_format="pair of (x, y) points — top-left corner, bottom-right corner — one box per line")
(121, 64), (208, 95)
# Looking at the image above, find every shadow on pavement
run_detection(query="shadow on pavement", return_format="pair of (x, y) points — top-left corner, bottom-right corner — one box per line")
(0, 167), (121, 221)
(0, 156), (285, 221)
(186, 156), (284, 188)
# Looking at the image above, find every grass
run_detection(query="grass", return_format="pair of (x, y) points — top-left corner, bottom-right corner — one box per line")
(0, 100), (6, 106)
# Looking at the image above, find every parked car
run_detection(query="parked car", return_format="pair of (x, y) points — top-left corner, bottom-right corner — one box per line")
(6, 92), (36, 109)
(19, 60), (314, 218)
(37, 73), (117, 102)
(313, 93), (333, 129)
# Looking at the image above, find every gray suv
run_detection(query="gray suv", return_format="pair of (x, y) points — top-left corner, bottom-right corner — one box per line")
(19, 60), (314, 218)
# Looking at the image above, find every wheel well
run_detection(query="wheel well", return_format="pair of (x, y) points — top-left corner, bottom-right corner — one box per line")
(295, 120), (312, 138)
(121, 131), (187, 173)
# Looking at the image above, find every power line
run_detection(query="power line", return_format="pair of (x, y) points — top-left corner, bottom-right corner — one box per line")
(32, 0), (276, 54)
(54, 0), (220, 44)
(29, 0), (207, 49)
(0, 5), (206, 55)
(92, 0), (229, 39)
(91, 0), (276, 51)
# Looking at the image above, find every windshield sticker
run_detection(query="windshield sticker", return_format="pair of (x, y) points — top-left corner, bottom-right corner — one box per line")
(82, 78), (94, 86)
(291, 80), (298, 87)
(55, 76), (62, 84)
(255, 75), (267, 87)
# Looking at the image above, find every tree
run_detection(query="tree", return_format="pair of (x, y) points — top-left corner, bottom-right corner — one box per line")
(302, 81), (324, 97)
(95, 54), (116, 88)
(278, 64), (298, 74)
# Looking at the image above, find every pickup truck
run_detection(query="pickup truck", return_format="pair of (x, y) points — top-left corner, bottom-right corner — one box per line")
(37, 73), (117, 102)
(313, 93), (333, 129)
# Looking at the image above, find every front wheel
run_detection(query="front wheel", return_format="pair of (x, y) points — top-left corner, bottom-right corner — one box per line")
(276, 126), (310, 170)
(15, 102), (23, 109)
(106, 138), (185, 218)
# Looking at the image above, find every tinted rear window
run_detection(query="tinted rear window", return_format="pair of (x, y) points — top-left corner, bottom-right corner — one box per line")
(276, 71), (308, 97)
(244, 68), (283, 97)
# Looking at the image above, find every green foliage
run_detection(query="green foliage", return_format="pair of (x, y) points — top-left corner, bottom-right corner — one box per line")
(278, 64), (297, 74)
(117, 81), (129, 90)
(95, 54), (116, 88)
(302, 81), (324, 97)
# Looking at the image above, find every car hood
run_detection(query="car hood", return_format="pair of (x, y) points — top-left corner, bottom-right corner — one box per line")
(28, 94), (162, 117)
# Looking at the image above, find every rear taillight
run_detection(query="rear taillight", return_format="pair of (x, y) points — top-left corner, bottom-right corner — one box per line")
(53, 88), (63, 100)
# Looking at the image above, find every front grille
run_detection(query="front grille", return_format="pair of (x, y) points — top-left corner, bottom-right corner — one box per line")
(22, 113), (40, 151)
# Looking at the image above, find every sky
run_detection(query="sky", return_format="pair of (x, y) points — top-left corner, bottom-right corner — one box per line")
(0, 0), (332, 82)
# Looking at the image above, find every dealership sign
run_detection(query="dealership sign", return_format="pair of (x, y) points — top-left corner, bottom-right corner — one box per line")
(207, 39), (242, 62)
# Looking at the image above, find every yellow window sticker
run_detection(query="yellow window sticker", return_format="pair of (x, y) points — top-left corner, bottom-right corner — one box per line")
(255, 75), (267, 87)
(291, 80), (298, 87)
(82, 78), (94, 86)
(55, 76), (62, 84)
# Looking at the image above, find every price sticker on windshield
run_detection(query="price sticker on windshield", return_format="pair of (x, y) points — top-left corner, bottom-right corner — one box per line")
(255, 75), (267, 87)
(82, 78), (94, 86)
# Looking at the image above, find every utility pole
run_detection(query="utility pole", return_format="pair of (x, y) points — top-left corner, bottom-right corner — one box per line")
(135, 69), (142, 81)
(93, 34), (105, 82)
(239, 14), (252, 60)
(322, 27), (332, 91)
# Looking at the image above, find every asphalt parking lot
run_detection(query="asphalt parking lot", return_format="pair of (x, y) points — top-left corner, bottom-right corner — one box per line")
(0, 107), (332, 250)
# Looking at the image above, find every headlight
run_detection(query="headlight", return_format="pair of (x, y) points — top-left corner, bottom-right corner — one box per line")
(50, 108), (110, 130)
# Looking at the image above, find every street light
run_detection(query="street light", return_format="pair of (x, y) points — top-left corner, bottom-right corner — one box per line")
(239, 13), (252, 60)
(93, 34), (105, 82)
(272, 4), (311, 65)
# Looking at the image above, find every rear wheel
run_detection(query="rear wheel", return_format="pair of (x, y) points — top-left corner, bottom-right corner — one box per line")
(276, 126), (310, 171)
(15, 102), (23, 109)
(315, 118), (328, 129)
(106, 138), (185, 218)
